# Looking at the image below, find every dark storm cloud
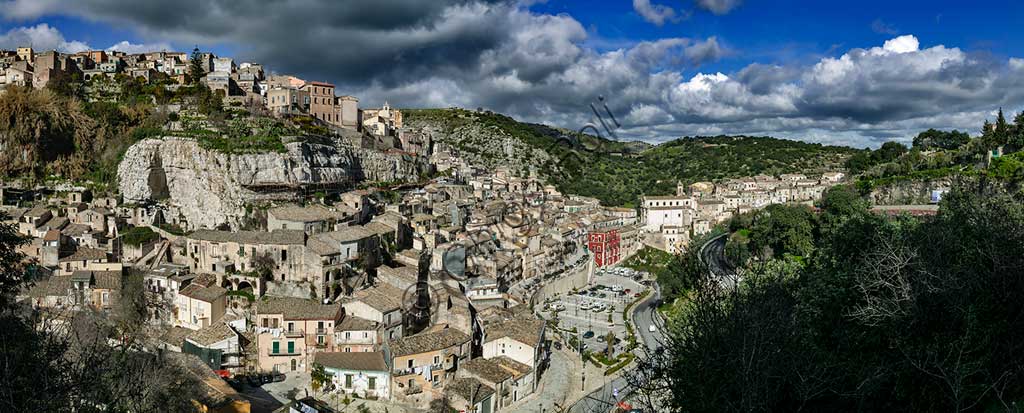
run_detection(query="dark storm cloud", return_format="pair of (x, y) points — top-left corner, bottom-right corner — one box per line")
(5, 1), (1024, 148)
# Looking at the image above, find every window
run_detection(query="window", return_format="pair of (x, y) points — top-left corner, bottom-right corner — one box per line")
(262, 318), (268, 328)
(272, 341), (280, 354)
(287, 341), (295, 354)
(433, 355), (440, 365)
(288, 322), (294, 332)
(432, 374), (438, 384)
(345, 374), (353, 388)
(317, 335), (325, 345)
(345, 332), (351, 340)
(368, 377), (376, 390)
(408, 359), (413, 369)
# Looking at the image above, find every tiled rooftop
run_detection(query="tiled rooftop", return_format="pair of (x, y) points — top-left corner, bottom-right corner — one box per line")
(389, 328), (470, 357)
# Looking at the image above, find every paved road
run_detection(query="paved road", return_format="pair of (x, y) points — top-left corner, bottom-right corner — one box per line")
(566, 235), (738, 412)
(565, 276), (665, 413)
(700, 233), (739, 287)
(508, 349), (573, 413)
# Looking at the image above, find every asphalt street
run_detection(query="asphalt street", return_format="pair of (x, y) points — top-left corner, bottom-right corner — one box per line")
(565, 271), (666, 413)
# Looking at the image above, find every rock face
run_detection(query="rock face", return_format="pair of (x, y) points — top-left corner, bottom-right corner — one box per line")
(869, 177), (954, 205)
(404, 113), (557, 176)
(118, 136), (425, 229)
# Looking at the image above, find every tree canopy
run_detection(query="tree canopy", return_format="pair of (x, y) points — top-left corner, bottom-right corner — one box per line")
(635, 179), (1024, 412)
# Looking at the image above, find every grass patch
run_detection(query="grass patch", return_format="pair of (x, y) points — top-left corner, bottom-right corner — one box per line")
(120, 226), (159, 246)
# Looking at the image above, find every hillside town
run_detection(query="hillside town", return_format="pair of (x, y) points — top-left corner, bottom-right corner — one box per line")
(3, 45), (846, 413)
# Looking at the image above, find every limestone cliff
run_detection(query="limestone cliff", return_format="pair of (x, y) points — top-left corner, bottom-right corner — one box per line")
(868, 177), (954, 205)
(118, 136), (425, 229)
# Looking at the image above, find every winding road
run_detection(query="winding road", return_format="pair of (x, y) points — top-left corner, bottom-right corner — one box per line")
(700, 233), (739, 287)
(564, 234), (736, 412)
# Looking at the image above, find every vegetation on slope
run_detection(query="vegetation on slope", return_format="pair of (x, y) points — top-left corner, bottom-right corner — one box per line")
(848, 109), (1024, 196)
(405, 108), (857, 207)
(632, 181), (1024, 411)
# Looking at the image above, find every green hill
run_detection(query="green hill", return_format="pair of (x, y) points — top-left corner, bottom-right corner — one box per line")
(405, 108), (857, 206)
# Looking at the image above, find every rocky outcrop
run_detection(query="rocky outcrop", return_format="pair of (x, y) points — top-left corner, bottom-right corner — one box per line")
(405, 112), (557, 176)
(118, 136), (425, 229)
(869, 177), (954, 205)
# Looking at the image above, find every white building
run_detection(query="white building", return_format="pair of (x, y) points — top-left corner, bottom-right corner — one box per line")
(314, 351), (391, 400)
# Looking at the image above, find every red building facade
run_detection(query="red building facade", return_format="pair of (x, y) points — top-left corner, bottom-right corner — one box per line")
(588, 229), (621, 267)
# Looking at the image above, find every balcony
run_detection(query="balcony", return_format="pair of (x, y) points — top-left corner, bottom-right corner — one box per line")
(315, 328), (329, 335)
(267, 348), (302, 357)
(283, 329), (304, 338)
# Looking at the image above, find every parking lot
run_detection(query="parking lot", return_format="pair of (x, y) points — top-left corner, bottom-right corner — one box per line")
(542, 266), (649, 357)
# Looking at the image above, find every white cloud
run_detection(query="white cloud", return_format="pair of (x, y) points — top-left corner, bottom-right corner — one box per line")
(106, 40), (173, 54)
(632, 0), (683, 26)
(882, 35), (919, 54)
(0, 23), (91, 53)
(696, 0), (742, 15)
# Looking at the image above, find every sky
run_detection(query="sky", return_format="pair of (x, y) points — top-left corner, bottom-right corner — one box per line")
(1, 0), (1023, 149)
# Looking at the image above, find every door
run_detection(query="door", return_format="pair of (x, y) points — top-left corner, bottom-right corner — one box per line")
(290, 359), (297, 371)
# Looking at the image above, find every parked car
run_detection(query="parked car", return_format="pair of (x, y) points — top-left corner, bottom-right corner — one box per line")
(583, 331), (595, 339)
(648, 325), (657, 333)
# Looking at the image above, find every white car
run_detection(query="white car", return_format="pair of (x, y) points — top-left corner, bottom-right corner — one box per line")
(579, 303), (590, 310)
(648, 325), (657, 333)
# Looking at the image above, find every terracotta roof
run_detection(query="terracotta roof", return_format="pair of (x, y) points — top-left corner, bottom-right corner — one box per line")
(160, 326), (193, 348)
(492, 356), (532, 377)
(24, 206), (50, 218)
(268, 204), (353, 223)
(190, 229), (306, 245)
(335, 315), (378, 332)
(461, 357), (514, 383)
(92, 271), (123, 290)
(59, 247), (107, 262)
(390, 328), (470, 357)
(61, 223), (94, 236)
(187, 322), (238, 347)
(43, 229), (60, 242)
(484, 318), (544, 347)
(179, 283), (227, 303)
(256, 296), (340, 320)
(314, 351), (388, 372)
(25, 275), (71, 298)
(447, 377), (495, 402)
(350, 284), (403, 313)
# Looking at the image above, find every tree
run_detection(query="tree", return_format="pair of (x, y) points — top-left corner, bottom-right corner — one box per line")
(994, 108), (1009, 146)
(1011, 111), (1024, 149)
(639, 180), (1024, 412)
(311, 363), (332, 395)
(188, 47), (205, 85)
(912, 128), (970, 150)
(873, 141), (908, 163)
(747, 204), (817, 259)
(0, 214), (201, 411)
(843, 150), (873, 175)
(251, 251), (276, 281)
